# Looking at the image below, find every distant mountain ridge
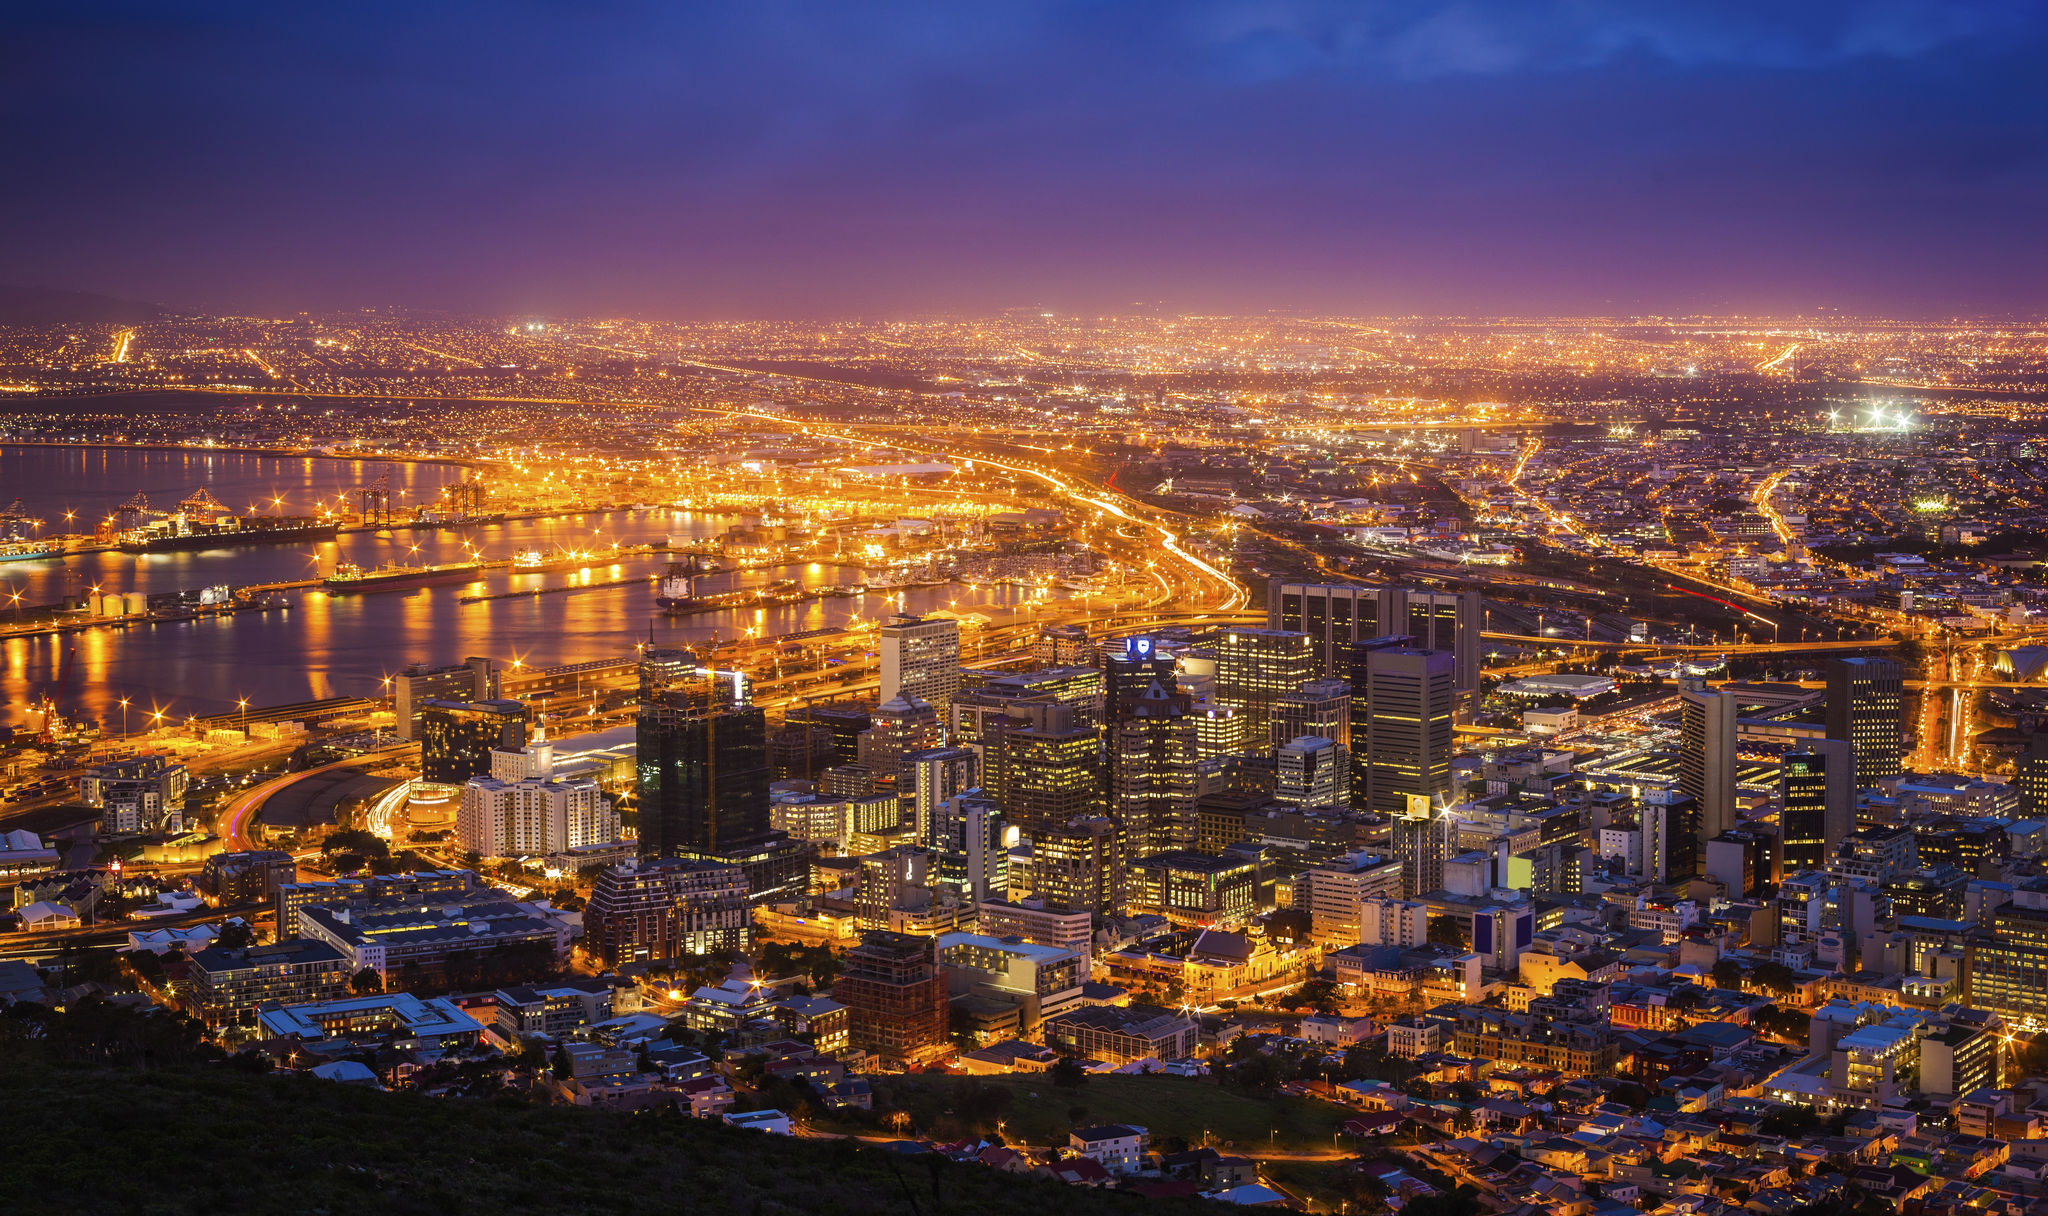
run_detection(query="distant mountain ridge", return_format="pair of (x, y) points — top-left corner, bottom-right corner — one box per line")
(0, 284), (174, 324)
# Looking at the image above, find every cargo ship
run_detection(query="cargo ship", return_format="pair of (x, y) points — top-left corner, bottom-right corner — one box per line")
(510, 545), (624, 574)
(655, 560), (705, 611)
(0, 541), (60, 562)
(118, 517), (338, 553)
(323, 558), (484, 594)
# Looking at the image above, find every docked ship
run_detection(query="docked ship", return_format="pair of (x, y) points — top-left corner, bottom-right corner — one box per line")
(654, 560), (704, 611)
(0, 540), (60, 562)
(323, 558), (484, 594)
(120, 518), (338, 553)
(510, 544), (623, 574)
(116, 486), (338, 553)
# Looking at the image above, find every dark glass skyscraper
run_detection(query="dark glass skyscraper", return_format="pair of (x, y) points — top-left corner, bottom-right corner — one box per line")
(1780, 738), (1853, 873)
(1826, 656), (1903, 786)
(636, 672), (771, 857)
(418, 698), (527, 784)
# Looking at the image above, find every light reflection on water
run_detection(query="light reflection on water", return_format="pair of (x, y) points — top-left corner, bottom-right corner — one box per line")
(1, 448), (1063, 728)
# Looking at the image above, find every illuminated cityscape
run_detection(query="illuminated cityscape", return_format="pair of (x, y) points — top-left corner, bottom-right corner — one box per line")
(6, 4), (2048, 1215)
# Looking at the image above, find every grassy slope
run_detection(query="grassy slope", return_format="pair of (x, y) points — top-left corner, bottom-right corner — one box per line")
(865, 1074), (1350, 1154)
(0, 1056), (1222, 1216)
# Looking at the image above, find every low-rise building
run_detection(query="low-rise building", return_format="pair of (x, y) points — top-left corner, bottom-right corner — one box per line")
(187, 940), (352, 1028)
(1069, 1124), (1149, 1174)
(1044, 1003), (1198, 1064)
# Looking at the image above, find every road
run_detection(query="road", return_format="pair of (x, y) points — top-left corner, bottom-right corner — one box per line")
(216, 747), (413, 850)
(0, 900), (264, 963)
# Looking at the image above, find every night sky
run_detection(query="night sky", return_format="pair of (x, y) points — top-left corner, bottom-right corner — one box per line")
(5, 2), (2046, 318)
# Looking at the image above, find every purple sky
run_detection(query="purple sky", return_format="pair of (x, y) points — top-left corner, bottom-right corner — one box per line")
(4, 1), (2046, 318)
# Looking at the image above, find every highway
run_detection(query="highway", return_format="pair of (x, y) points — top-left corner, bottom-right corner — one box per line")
(216, 747), (412, 851)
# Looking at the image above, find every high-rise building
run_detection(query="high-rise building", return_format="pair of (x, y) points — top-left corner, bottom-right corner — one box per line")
(1028, 815), (1122, 914)
(1391, 801), (1458, 898)
(420, 699), (528, 785)
(1358, 647), (1455, 816)
(1213, 628), (1315, 749)
(1276, 735), (1347, 811)
(2019, 734), (2048, 820)
(1109, 680), (1201, 855)
(1031, 622), (1093, 667)
(1302, 853), (1405, 944)
(983, 702), (1104, 834)
(1270, 581), (1480, 695)
(459, 728), (618, 860)
(393, 656), (497, 741)
(638, 645), (699, 699)
(1826, 657), (1904, 785)
(1962, 881), (2048, 1025)
(985, 665), (1107, 729)
(1104, 637), (1178, 723)
(1780, 739), (1854, 874)
(1269, 678), (1351, 751)
(879, 615), (961, 712)
(858, 695), (942, 777)
(931, 792), (1011, 903)
(1679, 680), (1737, 847)
(583, 857), (752, 965)
(904, 746), (978, 847)
(785, 701), (872, 765)
(1641, 789), (1701, 884)
(833, 930), (951, 1065)
(636, 670), (770, 857)
(1269, 581), (1379, 677)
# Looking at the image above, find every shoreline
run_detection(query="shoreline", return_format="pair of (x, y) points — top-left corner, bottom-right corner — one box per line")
(0, 437), (481, 471)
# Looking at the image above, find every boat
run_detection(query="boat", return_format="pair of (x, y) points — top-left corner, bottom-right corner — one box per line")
(119, 518), (338, 553)
(511, 545), (622, 574)
(0, 541), (60, 562)
(655, 560), (704, 610)
(322, 558), (484, 594)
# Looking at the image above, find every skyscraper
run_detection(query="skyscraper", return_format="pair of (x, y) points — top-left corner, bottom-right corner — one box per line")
(419, 698), (528, 785)
(1641, 789), (1701, 883)
(1826, 656), (1904, 786)
(1276, 735), (1347, 811)
(1359, 647), (1455, 816)
(1780, 738), (1853, 873)
(1269, 678), (1351, 750)
(2019, 734), (2048, 820)
(636, 669), (771, 857)
(880, 615), (961, 713)
(981, 701), (1104, 834)
(1213, 628), (1314, 750)
(1269, 580), (1481, 696)
(1027, 815), (1123, 915)
(1104, 636), (1178, 723)
(931, 792), (1010, 903)
(638, 645), (699, 699)
(1109, 680), (1200, 855)
(1391, 799), (1458, 898)
(1678, 679), (1737, 847)
(1963, 881), (2048, 1025)
(903, 746), (978, 847)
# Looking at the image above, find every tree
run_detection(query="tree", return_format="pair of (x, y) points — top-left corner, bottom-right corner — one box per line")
(1753, 960), (1797, 994)
(1051, 1056), (1088, 1089)
(214, 921), (255, 951)
(350, 969), (383, 995)
(1710, 959), (1744, 990)
(1426, 914), (1465, 950)
(551, 1045), (575, 1079)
